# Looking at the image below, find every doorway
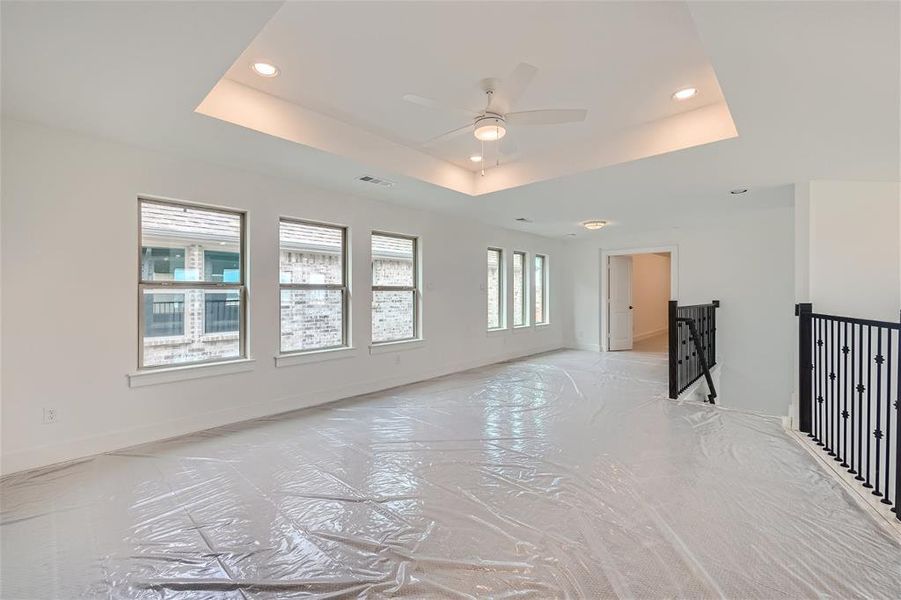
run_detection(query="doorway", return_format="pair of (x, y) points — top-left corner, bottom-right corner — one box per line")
(601, 247), (676, 353)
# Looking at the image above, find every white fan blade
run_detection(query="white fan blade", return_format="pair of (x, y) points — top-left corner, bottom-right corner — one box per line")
(403, 94), (480, 118)
(494, 62), (538, 112)
(500, 137), (519, 156)
(506, 109), (588, 125)
(422, 123), (472, 147)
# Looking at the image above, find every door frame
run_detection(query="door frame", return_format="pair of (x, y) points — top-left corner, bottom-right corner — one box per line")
(599, 245), (679, 352)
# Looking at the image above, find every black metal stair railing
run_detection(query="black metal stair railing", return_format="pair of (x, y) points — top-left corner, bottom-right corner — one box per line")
(796, 303), (900, 521)
(668, 300), (719, 403)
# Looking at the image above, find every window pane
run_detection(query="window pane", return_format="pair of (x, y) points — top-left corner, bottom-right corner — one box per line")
(487, 249), (501, 329)
(144, 292), (185, 337)
(279, 221), (344, 284)
(535, 255), (545, 324)
(372, 234), (414, 287)
(204, 291), (241, 334)
(141, 247), (185, 281)
(204, 251), (241, 283)
(280, 289), (344, 352)
(513, 252), (525, 326)
(372, 290), (414, 342)
(140, 202), (241, 283)
(142, 288), (241, 367)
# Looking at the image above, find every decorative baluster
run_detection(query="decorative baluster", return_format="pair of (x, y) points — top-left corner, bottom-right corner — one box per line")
(873, 328), (884, 497)
(882, 328), (893, 505)
(814, 317), (822, 444)
(841, 322), (850, 468)
(849, 322), (857, 474)
(827, 319), (835, 456)
(864, 326), (873, 489)
(856, 324), (865, 481)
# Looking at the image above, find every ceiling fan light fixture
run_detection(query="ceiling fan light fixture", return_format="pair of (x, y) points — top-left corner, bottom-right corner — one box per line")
(581, 220), (608, 230)
(251, 62), (279, 77)
(469, 154), (483, 162)
(473, 115), (506, 141)
(672, 87), (697, 101)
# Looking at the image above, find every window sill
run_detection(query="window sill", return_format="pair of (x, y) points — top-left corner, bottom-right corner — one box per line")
(535, 322), (551, 328)
(128, 358), (255, 388)
(369, 338), (425, 355)
(275, 347), (357, 367)
(512, 325), (533, 333)
(486, 327), (509, 336)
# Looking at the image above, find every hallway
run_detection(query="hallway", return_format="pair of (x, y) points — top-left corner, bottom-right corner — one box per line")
(2, 350), (899, 598)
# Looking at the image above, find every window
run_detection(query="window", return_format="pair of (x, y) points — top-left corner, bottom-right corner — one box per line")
(487, 248), (504, 329)
(139, 199), (245, 369)
(513, 251), (529, 327)
(534, 254), (548, 324)
(279, 219), (348, 353)
(372, 232), (418, 343)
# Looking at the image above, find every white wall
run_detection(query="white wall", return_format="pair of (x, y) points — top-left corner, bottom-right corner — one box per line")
(790, 180), (899, 426)
(631, 253), (670, 340)
(800, 180), (900, 321)
(0, 119), (567, 474)
(564, 195), (796, 416)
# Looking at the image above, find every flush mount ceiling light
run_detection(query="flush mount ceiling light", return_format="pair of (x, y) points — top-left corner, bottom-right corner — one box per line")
(581, 220), (608, 230)
(730, 188), (749, 195)
(251, 62), (279, 77)
(473, 115), (507, 141)
(469, 154), (483, 162)
(672, 87), (697, 101)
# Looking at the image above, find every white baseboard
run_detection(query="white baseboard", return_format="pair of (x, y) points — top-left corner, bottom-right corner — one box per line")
(568, 343), (601, 352)
(633, 327), (667, 342)
(1, 343), (565, 476)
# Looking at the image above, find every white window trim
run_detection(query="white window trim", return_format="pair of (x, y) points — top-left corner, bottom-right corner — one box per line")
(278, 218), (350, 355)
(369, 338), (425, 354)
(128, 358), (255, 388)
(512, 250), (530, 328)
(137, 196), (247, 371)
(487, 247), (505, 331)
(534, 253), (549, 325)
(275, 346), (358, 367)
(371, 231), (420, 345)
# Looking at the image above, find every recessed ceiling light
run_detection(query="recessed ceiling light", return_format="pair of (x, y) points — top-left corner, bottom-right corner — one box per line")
(251, 62), (279, 78)
(581, 220), (608, 230)
(730, 188), (749, 195)
(672, 87), (697, 101)
(469, 154), (483, 162)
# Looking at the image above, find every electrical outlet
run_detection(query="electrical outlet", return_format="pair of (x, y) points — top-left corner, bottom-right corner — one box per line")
(43, 407), (57, 424)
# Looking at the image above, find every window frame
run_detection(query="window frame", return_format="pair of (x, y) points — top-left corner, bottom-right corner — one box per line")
(371, 231), (419, 344)
(278, 218), (350, 355)
(137, 197), (247, 370)
(534, 253), (549, 325)
(512, 250), (529, 328)
(487, 247), (505, 331)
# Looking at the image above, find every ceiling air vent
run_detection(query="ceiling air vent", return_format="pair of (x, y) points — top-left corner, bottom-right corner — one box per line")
(357, 175), (395, 188)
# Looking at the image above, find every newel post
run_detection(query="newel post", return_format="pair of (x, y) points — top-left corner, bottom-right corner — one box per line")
(795, 303), (813, 434)
(668, 300), (678, 399)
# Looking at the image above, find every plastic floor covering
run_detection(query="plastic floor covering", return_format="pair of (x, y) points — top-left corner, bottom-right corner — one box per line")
(2, 349), (900, 599)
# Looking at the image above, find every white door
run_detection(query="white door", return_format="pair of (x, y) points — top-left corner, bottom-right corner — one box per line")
(608, 255), (633, 351)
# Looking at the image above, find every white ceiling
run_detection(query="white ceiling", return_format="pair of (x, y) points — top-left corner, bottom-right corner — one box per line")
(222, 1), (726, 173)
(2, 1), (898, 238)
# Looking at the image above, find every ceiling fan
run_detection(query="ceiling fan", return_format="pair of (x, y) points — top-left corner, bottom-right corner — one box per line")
(403, 63), (588, 151)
